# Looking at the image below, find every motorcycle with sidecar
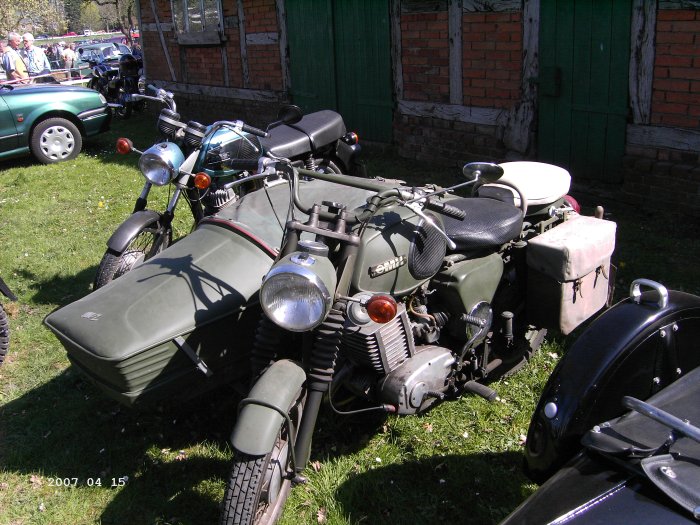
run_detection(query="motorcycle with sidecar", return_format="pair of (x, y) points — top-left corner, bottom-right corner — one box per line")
(94, 88), (364, 288)
(45, 142), (617, 523)
(502, 279), (700, 524)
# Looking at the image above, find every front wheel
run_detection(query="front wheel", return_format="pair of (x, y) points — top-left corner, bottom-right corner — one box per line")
(93, 224), (171, 289)
(0, 305), (10, 366)
(220, 398), (302, 525)
(30, 117), (82, 164)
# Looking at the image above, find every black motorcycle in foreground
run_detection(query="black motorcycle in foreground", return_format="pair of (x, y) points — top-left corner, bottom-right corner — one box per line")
(503, 279), (700, 524)
(0, 275), (17, 365)
(94, 88), (363, 288)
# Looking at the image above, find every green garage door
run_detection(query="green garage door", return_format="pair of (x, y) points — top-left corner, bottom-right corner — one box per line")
(286, 0), (393, 142)
(538, 0), (632, 182)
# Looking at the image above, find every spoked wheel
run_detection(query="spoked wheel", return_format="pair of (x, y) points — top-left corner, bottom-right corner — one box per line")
(0, 306), (10, 366)
(220, 399), (303, 525)
(93, 224), (170, 289)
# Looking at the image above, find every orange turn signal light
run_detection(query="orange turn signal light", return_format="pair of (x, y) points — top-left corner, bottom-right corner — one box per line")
(116, 138), (133, 155)
(193, 172), (211, 190)
(366, 294), (398, 324)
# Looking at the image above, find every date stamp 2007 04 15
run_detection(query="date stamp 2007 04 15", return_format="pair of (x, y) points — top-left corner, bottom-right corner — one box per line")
(46, 476), (128, 488)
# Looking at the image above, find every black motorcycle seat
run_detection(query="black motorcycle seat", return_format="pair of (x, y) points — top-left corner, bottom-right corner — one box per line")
(442, 197), (523, 253)
(261, 110), (346, 159)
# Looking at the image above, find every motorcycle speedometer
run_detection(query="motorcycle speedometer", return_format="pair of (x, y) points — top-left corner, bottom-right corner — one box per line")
(138, 142), (185, 186)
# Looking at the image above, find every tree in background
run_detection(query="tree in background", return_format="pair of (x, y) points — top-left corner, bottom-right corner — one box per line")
(90, 0), (137, 44)
(0, 0), (66, 37)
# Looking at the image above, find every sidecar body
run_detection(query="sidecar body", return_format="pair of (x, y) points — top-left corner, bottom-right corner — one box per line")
(523, 279), (700, 483)
(503, 355), (700, 524)
(44, 179), (377, 405)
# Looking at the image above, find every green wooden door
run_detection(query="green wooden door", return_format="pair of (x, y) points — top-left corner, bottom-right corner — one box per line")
(286, 0), (393, 142)
(538, 0), (631, 182)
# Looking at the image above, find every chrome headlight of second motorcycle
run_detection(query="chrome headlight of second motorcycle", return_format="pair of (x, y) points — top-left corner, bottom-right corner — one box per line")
(260, 245), (337, 332)
(138, 142), (185, 186)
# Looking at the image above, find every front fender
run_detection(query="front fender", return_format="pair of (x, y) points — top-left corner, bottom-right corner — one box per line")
(525, 284), (700, 483)
(231, 359), (306, 456)
(106, 210), (162, 253)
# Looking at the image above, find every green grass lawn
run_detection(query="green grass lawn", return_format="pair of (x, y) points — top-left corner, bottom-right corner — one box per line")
(1, 113), (698, 525)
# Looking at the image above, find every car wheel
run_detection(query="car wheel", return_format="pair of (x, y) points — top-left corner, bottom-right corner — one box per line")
(30, 118), (82, 164)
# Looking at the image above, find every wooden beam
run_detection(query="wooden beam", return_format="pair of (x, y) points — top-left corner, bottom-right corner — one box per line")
(152, 80), (282, 102)
(502, 0), (539, 154)
(237, 0), (249, 88)
(629, 0), (656, 125)
(391, 0), (404, 102)
(627, 124), (700, 151)
(398, 100), (507, 126)
(448, 0), (463, 105)
(276, 0), (290, 94)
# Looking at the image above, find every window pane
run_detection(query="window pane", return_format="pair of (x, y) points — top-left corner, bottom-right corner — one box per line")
(187, 0), (203, 32)
(204, 0), (219, 31)
(172, 0), (184, 32)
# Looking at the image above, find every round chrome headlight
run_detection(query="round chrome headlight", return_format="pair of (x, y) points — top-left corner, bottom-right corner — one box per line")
(260, 251), (337, 332)
(138, 142), (185, 186)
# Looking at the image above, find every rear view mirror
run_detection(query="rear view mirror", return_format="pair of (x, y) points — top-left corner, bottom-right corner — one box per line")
(462, 162), (504, 184)
(267, 105), (304, 131)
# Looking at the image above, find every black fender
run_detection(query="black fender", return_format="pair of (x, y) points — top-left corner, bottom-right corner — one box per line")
(335, 141), (364, 177)
(106, 210), (163, 254)
(524, 280), (700, 483)
(0, 276), (17, 302)
(231, 359), (306, 456)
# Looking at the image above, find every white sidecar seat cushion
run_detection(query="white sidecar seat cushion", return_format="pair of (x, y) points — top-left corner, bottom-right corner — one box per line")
(442, 197), (523, 254)
(482, 161), (571, 208)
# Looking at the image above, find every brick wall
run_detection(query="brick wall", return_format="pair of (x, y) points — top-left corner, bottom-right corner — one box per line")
(651, 9), (700, 128)
(401, 11), (450, 103)
(622, 8), (700, 216)
(462, 11), (522, 109)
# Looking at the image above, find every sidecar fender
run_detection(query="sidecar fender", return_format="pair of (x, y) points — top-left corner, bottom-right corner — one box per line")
(106, 210), (162, 253)
(525, 283), (700, 483)
(231, 359), (306, 456)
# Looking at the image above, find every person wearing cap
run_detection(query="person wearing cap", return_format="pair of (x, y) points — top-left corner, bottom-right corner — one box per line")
(20, 33), (51, 77)
(2, 32), (28, 81)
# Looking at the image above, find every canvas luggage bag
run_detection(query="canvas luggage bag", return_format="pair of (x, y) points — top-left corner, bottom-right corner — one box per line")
(526, 214), (617, 334)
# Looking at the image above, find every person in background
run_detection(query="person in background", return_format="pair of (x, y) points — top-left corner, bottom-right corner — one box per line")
(20, 33), (51, 78)
(61, 42), (76, 70)
(3, 32), (28, 82)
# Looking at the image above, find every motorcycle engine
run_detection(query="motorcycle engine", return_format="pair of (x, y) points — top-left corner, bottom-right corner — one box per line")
(341, 297), (455, 415)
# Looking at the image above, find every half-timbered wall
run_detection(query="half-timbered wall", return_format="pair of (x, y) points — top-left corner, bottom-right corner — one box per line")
(136, 0), (700, 215)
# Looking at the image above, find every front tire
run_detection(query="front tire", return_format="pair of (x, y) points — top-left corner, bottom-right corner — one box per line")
(220, 398), (302, 525)
(30, 118), (82, 164)
(0, 306), (10, 366)
(93, 224), (170, 289)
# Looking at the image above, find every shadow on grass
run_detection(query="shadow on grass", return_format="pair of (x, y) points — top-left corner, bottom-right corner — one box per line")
(333, 451), (528, 525)
(15, 266), (96, 307)
(1, 366), (240, 524)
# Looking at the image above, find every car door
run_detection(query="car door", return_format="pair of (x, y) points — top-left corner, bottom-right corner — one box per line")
(0, 92), (19, 153)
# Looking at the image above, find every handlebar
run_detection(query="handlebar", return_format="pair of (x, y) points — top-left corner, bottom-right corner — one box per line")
(129, 84), (176, 112)
(424, 199), (466, 220)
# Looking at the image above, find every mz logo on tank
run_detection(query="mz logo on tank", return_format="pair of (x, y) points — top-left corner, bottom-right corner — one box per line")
(369, 255), (407, 278)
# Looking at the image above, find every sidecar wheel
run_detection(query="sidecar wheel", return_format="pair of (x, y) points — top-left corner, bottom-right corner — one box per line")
(93, 226), (170, 289)
(0, 306), (10, 365)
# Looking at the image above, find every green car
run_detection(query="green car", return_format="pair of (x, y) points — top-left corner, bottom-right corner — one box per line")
(0, 83), (111, 164)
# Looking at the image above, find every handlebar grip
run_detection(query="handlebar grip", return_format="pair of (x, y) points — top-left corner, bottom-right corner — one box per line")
(424, 199), (466, 220)
(240, 123), (269, 138)
(228, 159), (260, 171)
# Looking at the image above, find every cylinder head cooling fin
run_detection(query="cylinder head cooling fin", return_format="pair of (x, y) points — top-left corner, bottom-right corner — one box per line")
(342, 304), (415, 375)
